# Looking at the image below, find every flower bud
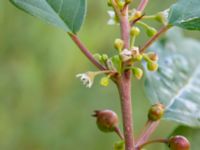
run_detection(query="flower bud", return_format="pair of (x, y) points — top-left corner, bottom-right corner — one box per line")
(147, 61), (158, 71)
(93, 53), (102, 61)
(100, 77), (110, 87)
(146, 27), (157, 37)
(134, 54), (143, 62)
(132, 67), (143, 80)
(114, 39), (124, 52)
(148, 103), (165, 121)
(147, 52), (159, 62)
(120, 49), (132, 62)
(131, 11), (142, 20)
(168, 136), (190, 150)
(125, 0), (132, 4)
(116, 1), (125, 9)
(155, 9), (169, 25)
(130, 27), (140, 37)
(93, 110), (119, 132)
(102, 54), (109, 62)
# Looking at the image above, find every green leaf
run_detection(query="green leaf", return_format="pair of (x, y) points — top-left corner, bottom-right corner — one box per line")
(10, 0), (87, 33)
(144, 28), (200, 127)
(168, 0), (200, 30)
(169, 126), (200, 150)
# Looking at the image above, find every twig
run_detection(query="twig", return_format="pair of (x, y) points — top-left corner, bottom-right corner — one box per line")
(140, 25), (171, 53)
(114, 127), (125, 140)
(130, 14), (145, 27)
(116, 2), (135, 150)
(117, 76), (134, 150)
(69, 33), (106, 71)
(137, 0), (149, 12)
(136, 120), (160, 146)
(137, 138), (168, 149)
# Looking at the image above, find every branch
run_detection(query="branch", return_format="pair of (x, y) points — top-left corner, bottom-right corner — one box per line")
(136, 138), (168, 149)
(136, 120), (160, 147)
(140, 25), (171, 53)
(137, 0), (149, 12)
(69, 33), (106, 71)
(116, 3), (135, 150)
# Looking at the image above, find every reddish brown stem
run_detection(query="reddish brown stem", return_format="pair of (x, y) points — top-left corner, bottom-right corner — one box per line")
(137, 0), (149, 12)
(130, 14), (145, 27)
(140, 25), (171, 53)
(136, 120), (160, 147)
(69, 33), (106, 70)
(117, 73), (134, 150)
(114, 127), (125, 140)
(137, 138), (168, 149)
(116, 3), (135, 150)
(120, 8), (130, 48)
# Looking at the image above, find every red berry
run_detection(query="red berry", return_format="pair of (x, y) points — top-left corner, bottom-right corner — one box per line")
(168, 136), (190, 150)
(93, 110), (119, 132)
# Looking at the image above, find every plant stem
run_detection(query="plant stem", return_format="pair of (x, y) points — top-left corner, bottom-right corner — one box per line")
(136, 138), (168, 149)
(137, 0), (149, 12)
(117, 4), (135, 150)
(114, 126), (125, 140)
(120, 6), (130, 49)
(117, 75), (134, 150)
(69, 33), (106, 71)
(136, 120), (160, 146)
(140, 25), (171, 53)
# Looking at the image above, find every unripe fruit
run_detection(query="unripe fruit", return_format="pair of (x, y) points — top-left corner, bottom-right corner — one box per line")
(146, 27), (157, 37)
(131, 11), (142, 20)
(132, 67), (143, 80)
(100, 77), (109, 87)
(114, 39), (124, 51)
(148, 103), (165, 121)
(102, 54), (109, 61)
(130, 27), (141, 36)
(117, 1), (125, 9)
(168, 136), (190, 150)
(147, 52), (159, 61)
(135, 54), (143, 62)
(147, 61), (158, 71)
(125, 0), (132, 4)
(93, 110), (119, 132)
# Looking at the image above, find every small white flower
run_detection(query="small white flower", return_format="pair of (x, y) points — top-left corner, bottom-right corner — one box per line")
(76, 72), (96, 88)
(120, 49), (133, 61)
(107, 10), (118, 25)
(131, 46), (140, 58)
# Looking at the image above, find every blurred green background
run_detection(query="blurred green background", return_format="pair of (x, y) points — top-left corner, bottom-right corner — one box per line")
(0, 0), (199, 150)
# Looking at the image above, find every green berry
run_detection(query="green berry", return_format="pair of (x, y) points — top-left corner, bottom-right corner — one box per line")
(117, 1), (125, 9)
(93, 53), (102, 61)
(125, 0), (132, 4)
(135, 54), (143, 62)
(147, 61), (158, 71)
(147, 52), (159, 61)
(102, 54), (109, 61)
(146, 27), (157, 37)
(168, 136), (190, 150)
(130, 27), (141, 37)
(148, 103), (165, 121)
(93, 110), (119, 132)
(114, 39), (124, 52)
(132, 67), (143, 80)
(100, 77), (109, 87)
